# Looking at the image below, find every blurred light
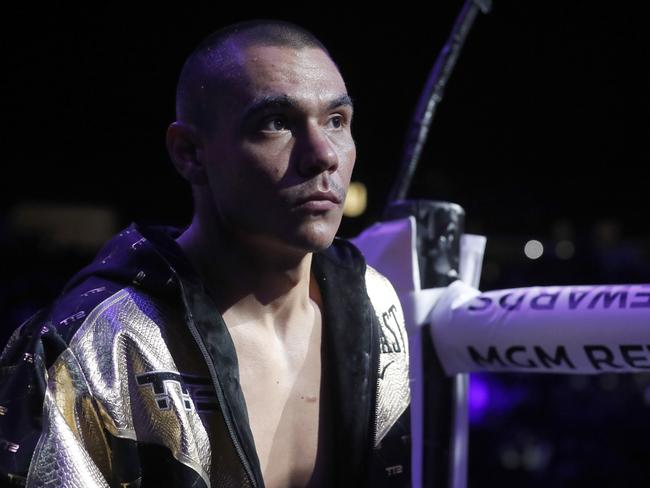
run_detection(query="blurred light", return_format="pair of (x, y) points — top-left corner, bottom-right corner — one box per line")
(593, 220), (621, 247)
(343, 181), (367, 217)
(469, 376), (490, 424)
(9, 201), (119, 252)
(469, 374), (528, 426)
(500, 448), (520, 470)
(555, 240), (575, 259)
(522, 443), (551, 471)
(524, 240), (544, 259)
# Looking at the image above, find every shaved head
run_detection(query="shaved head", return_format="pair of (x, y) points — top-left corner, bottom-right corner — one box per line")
(175, 20), (332, 134)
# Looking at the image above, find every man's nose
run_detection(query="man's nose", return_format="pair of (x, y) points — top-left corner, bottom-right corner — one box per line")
(296, 124), (339, 177)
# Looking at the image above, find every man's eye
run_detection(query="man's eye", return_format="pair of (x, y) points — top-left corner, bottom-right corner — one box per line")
(328, 115), (344, 129)
(261, 116), (289, 132)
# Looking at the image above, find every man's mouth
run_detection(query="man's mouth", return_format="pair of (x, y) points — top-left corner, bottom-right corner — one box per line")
(293, 191), (343, 212)
(295, 191), (342, 205)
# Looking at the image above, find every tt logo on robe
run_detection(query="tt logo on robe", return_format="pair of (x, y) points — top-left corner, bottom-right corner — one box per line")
(136, 371), (193, 411)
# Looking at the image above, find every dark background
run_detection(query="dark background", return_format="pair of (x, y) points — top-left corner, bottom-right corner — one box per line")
(2, 2), (649, 486)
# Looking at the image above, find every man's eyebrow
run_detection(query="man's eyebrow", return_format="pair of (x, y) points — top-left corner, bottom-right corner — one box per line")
(243, 95), (294, 120)
(328, 94), (354, 112)
(243, 93), (354, 121)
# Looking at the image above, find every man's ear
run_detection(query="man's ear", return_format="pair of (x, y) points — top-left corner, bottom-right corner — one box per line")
(166, 121), (208, 185)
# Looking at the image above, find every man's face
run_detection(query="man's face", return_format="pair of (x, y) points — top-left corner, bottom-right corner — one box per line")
(200, 44), (356, 254)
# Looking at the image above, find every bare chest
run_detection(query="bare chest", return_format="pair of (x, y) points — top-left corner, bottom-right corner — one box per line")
(228, 313), (329, 488)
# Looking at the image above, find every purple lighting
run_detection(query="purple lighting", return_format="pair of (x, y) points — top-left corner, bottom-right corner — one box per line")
(469, 373), (528, 425)
(469, 375), (490, 424)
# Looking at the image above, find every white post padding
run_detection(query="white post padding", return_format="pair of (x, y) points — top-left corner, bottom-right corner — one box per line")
(430, 282), (650, 375)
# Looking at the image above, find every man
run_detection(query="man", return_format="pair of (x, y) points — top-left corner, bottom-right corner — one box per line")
(0, 20), (410, 487)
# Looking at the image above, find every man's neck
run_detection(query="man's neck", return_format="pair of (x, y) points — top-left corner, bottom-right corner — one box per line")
(175, 216), (321, 335)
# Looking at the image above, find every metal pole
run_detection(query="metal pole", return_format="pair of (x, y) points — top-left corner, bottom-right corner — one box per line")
(383, 0), (492, 215)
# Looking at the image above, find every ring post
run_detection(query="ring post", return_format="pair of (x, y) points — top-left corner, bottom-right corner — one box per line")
(383, 200), (465, 488)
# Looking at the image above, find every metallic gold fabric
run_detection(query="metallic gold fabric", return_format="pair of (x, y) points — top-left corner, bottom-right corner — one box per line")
(365, 265), (411, 447)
